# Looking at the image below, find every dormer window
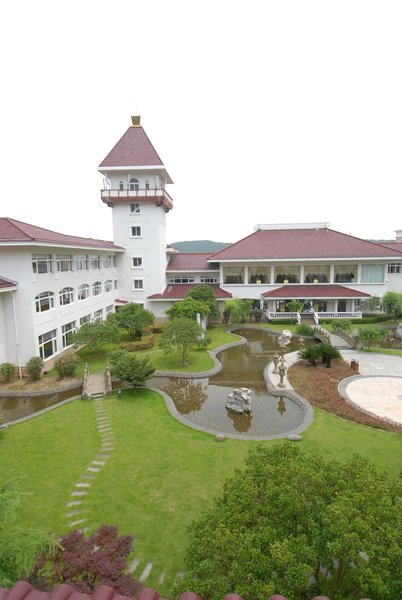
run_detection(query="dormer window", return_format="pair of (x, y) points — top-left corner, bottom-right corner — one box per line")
(129, 178), (139, 191)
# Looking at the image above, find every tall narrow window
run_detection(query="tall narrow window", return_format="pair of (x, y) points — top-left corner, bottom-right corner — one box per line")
(62, 321), (76, 347)
(59, 287), (74, 306)
(38, 329), (57, 359)
(92, 281), (102, 296)
(132, 279), (144, 290)
(129, 178), (139, 191)
(119, 181), (124, 191)
(130, 203), (141, 214)
(32, 254), (53, 274)
(131, 226), (142, 237)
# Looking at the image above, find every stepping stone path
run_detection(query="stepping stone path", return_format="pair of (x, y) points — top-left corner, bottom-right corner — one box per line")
(65, 398), (115, 530)
(63, 396), (183, 586)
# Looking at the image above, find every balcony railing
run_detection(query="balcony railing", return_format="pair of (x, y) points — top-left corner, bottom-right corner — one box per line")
(101, 187), (173, 209)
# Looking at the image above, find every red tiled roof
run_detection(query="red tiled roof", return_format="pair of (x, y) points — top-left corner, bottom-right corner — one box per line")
(262, 284), (370, 299)
(99, 126), (164, 168)
(0, 276), (17, 290)
(0, 582), (369, 600)
(379, 242), (402, 253)
(0, 218), (123, 250)
(210, 227), (402, 260)
(148, 284), (232, 300)
(167, 253), (219, 271)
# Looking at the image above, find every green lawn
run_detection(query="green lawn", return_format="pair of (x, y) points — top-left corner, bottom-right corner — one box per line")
(2, 388), (402, 595)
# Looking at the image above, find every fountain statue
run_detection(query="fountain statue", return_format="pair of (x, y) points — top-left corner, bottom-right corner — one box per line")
(225, 387), (252, 413)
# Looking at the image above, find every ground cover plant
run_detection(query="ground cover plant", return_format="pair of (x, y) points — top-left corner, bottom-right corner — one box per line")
(2, 389), (402, 595)
(287, 358), (402, 433)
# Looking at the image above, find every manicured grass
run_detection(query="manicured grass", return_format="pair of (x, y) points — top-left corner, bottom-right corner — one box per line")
(2, 388), (402, 595)
(360, 347), (402, 356)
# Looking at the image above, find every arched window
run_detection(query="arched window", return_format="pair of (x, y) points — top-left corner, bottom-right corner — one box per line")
(104, 280), (113, 293)
(92, 281), (102, 296)
(35, 291), (55, 313)
(78, 284), (90, 300)
(59, 287), (74, 306)
(129, 178), (139, 191)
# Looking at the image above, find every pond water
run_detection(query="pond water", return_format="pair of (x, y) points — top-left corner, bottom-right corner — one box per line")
(0, 385), (83, 424)
(148, 328), (313, 438)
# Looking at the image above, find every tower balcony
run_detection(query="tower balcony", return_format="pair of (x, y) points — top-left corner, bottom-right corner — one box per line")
(101, 187), (173, 211)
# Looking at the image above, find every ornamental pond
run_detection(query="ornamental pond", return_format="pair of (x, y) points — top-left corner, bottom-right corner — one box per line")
(147, 328), (315, 439)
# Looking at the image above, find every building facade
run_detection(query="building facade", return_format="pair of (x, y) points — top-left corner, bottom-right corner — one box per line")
(1, 117), (402, 370)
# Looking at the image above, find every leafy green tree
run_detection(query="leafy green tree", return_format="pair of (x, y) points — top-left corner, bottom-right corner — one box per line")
(0, 478), (58, 586)
(159, 317), (203, 364)
(167, 297), (210, 321)
(251, 307), (264, 322)
(333, 318), (352, 333)
(295, 323), (314, 336)
(108, 349), (155, 390)
(113, 303), (154, 340)
(361, 295), (381, 316)
(382, 291), (402, 322)
(72, 319), (120, 354)
(173, 444), (402, 600)
(223, 298), (253, 323)
(359, 326), (389, 349)
(285, 300), (304, 324)
(186, 284), (219, 320)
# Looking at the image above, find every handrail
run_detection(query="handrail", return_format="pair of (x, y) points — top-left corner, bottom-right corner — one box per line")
(82, 363), (89, 400)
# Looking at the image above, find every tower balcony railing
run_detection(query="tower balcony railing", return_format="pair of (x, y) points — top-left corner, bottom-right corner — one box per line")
(101, 187), (173, 209)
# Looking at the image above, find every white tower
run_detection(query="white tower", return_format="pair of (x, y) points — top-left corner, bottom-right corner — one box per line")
(98, 116), (173, 308)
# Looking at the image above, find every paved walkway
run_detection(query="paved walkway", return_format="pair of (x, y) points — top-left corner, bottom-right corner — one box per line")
(268, 340), (402, 426)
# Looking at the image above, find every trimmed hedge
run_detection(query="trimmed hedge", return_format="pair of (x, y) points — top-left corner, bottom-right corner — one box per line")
(120, 335), (155, 352)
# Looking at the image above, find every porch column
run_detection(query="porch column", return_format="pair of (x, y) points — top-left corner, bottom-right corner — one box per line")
(244, 266), (249, 284)
(300, 265), (304, 283)
(334, 299), (338, 313)
(357, 264), (362, 283)
(329, 264), (335, 283)
(270, 265), (275, 284)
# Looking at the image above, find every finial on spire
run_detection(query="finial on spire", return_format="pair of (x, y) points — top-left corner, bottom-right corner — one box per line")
(131, 115), (141, 127)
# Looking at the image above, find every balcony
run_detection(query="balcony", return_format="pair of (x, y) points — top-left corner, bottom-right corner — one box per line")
(101, 187), (173, 210)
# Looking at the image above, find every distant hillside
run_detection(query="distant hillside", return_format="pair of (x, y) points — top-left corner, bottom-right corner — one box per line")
(170, 240), (231, 253)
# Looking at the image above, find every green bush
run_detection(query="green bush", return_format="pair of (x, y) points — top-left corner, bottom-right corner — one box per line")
(0, 362), (16, 383)
(120, 335), (155, 352)
(251, 308), (264, 322)
(54, 354), (80, 378)
(26, 356), (44, 381)
(333, 318), (352, 332)
(149, 325), (163, 334)
(298, 344), (322, 366)
(319, 343), (341, 367)
(295, 324), (314, 336)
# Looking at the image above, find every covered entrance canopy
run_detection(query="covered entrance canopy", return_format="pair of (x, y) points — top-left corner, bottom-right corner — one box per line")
(262, 284), (371, 319)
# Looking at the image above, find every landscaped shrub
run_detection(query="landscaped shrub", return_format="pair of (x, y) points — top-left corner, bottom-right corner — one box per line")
(319, 343), (341, 367)
(0, 362), (16, 382)
(26, 356), (44, 381)
(29, 524), (139, 596)
(298, 344), (322, 366)
(120, 334), (154, 352)
(195, 336), (212, 349)
(54, 354), (80, 378)
(333, 318), (352, 332)
(295, 324), (314, 336)
(251, 308), (264, 322)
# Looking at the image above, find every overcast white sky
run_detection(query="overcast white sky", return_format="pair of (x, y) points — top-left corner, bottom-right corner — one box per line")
(1, 1), (401, 245)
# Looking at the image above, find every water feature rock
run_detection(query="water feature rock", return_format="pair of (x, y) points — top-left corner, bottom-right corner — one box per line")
(395, 323), (402, 340)
(215, 433), (225, 442)
(225, 387), (252, 413)
(287, 433), (302, 441)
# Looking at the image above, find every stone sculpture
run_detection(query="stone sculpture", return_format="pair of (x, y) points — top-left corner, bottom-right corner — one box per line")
(395, 323), (402, 340)
(225, 387), (252, 413)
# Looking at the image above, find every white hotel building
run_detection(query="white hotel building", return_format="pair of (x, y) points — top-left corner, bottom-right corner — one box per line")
(1, 116), (402, 371)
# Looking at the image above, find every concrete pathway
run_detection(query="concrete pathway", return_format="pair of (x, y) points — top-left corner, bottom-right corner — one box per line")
(86, 373), (107, 399)
(268, 345), (402, 426)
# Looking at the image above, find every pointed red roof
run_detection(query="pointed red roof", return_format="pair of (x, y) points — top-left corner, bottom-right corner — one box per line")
(99, 125), (164, 168)
(0, 276), (17, 290)
(262, 284), (370, 299)
(0, 218), (123, 250)
(167, 253), (219, 271)
(210, 227), (402, 260)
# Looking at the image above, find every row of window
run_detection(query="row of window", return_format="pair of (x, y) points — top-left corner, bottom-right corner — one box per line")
(32, 254), (117, 274)
(38, 306), (114, 359)
(222, 264), (393, 285)
(167, 276), (219, 284)
(35, 281), (117, 313)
